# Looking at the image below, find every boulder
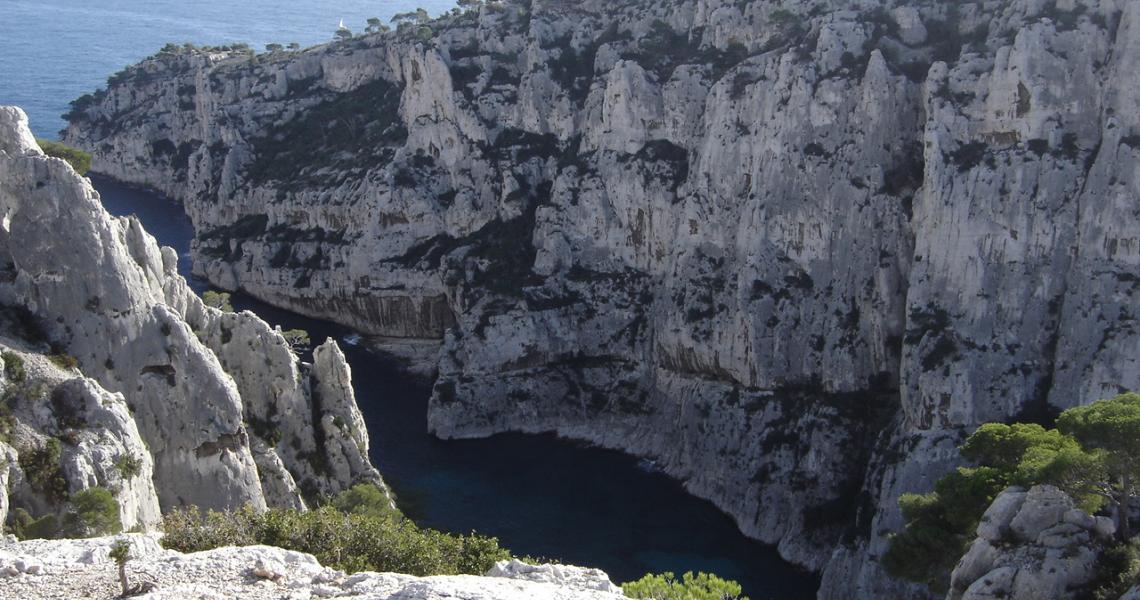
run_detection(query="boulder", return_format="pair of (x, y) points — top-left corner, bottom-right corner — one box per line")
(977, 487), (1027, 542)
(486, 559), (623, 594)
(949, 486), (1107, 600)
(1009, 485), (1074, 542)
(961, 566), (1016, 600)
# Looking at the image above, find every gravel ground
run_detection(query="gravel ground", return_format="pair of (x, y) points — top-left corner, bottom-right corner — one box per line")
(0, 534), (628, 600)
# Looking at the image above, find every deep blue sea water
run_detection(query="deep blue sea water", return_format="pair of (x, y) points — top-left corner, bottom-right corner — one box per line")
(93, 176), (819, 598)
(0, 1), (820, 595)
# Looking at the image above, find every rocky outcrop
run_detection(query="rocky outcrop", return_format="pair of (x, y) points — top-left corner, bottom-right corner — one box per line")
(61, 0), (1140, 594)
(947, 485), (1115, 600)
(0, 106), (386, 523)
(0, 357), (163, 533)
(0, 534), (626, 599)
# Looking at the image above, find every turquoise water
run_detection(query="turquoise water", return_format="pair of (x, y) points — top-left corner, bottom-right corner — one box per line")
(0, 0), (456, 138)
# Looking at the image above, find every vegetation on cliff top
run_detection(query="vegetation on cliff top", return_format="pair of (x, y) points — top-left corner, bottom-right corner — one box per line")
(36, 139), (91, 175)
(11, 486), (123, 540)
(622, 571), (749, 600)
(161, 483), (511, 576)
(162, 482), (751, 593)
(202, 290), (234, 312)
(884, 391), (1140, 593)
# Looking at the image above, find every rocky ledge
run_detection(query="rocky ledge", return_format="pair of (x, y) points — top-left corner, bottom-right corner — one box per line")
(0, 534), (626, 599)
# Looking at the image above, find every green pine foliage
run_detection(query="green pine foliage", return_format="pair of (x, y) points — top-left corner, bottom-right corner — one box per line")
(3, 351), (27, 382)
(115, 454), (143, 480)
(885, 392), (1140, 592)
(330, 483), (397, 520)
(36, 139), (92, 175)
(19, 437), (69, 503)
(281, 329), (310, 350)
(202, 290), (234, 312)
(161, 484), (510, 576)
(622, 571), (748, 600)
(65, 486), (123, 536)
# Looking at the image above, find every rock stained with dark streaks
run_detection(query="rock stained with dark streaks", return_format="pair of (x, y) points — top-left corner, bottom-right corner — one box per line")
(62, 1), (1140, 596)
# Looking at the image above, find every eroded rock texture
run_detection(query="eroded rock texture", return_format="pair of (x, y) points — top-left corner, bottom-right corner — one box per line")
(0, 106), (385, 522)
(948, 485), (1115, 600)
(62, 0), (1140, 595)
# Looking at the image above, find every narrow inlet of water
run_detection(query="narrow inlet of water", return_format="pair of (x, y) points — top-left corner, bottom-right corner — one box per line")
(92, 174), (820, 599)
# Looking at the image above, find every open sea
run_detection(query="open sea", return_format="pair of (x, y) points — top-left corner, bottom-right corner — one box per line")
(0, 2), (819, 597)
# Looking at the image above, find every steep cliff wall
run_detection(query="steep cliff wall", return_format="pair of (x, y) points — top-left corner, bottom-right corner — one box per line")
(0, 106), (386, 525)
(62, 0), (1140, 595)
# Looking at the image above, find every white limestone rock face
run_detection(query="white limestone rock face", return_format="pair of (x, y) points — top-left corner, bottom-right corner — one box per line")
(309, 340), (385, 496)
(0, 106), (40, 157)
(976, 487), (1027, 542)
(946, 485), (1110, 600)
(185, 305), (387, 503)
(0, 341), (163, 533)
(486, 559), (623, 594)
(48, 378), (163, 531)
(0, 534), (626, 600)
(60, 0), (1140, 595)
(0, 440), (15, 527)
(0, 106), (387, 518)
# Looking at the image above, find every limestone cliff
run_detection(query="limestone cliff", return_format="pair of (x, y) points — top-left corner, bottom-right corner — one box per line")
(62, 0), (1140, 596)
(0, 106), (386, 527)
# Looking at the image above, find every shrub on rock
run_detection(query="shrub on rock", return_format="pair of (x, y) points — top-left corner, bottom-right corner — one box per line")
(622, 571), (748, 600)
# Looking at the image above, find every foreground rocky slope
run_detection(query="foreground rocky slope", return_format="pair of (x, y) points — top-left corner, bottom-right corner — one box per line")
(0, 534), (625, 599)
(0, 105), (386, 529)
(63, 0), (1140, 596)
(948, 485), (1117, 600)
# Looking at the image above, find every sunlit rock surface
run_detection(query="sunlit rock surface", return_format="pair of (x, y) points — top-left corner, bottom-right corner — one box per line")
(0, 106), (386, 520)
(62, 0), (1140, 595)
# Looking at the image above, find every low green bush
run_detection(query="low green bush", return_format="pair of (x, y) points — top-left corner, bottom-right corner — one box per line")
(11, 486), (121, 539)
(202, 290), (234, 312)
(281, 329), (311, 350)
(47, 352), (79, 370)
(162, 495), (511, 576)
(19, 437), (69, 503)
(64, 486), (122, 536)
(3, 351), (26, 382)
(36, 139), (92, 175)
(115, 454), (143, 480)
(0, 390), (14, 443)
(1083, 540), (1140, 600)
(10, 508), (60, 539)
(622, 571), (749, 600)
(330, 483), (398, 520)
